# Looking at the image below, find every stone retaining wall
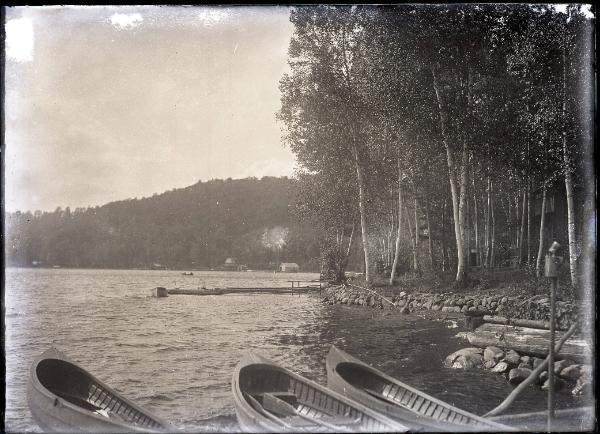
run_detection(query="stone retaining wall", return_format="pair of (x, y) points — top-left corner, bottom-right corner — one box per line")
(321, 286), (577, 328)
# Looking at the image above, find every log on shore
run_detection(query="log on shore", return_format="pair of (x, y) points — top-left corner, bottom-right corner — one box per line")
(467, 323), (590, 362)
(482, 315), (568, 331)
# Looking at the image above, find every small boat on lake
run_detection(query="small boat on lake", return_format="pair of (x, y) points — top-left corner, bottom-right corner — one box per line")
(27, 348), (171, 433)
(326, 346), (512, 432)
(181, 272), (194, 276)
(232, 352), (407, 432)
(150, 287), (169, 297)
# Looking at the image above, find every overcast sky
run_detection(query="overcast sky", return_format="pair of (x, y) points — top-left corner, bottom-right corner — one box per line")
(4, 6), (296, 213)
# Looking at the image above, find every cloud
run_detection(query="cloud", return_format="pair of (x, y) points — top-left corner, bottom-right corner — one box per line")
(5, 17), (34, 62)
(238, 157), (296, 179)
(109, 13), (143, 30)
(197, 8), (229, 26)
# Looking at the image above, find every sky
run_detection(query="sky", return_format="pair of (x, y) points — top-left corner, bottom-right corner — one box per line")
(4, 6), (297, 213)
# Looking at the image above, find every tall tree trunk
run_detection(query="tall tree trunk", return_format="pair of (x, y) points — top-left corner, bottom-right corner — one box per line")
(472, 167), (481, 267)
(536, 182), (548, 277)
(466, 182), (471, 268)
(413, 189), (420, 273)
(432, 66), (467, 282)
(352, 145), (371, 284)
(562, 44), (578, 288)
(485, 176), (492, 268)
(345, 223), (355, 260)
(527, 179), (532, 267)
(441, 199), (447, 272)
(403, 203), (417, 274)
(425, 193), (434, 270)
(390, 165), (404, 285)
(490, 181), (496, 268)
(518, 187), (527, 266)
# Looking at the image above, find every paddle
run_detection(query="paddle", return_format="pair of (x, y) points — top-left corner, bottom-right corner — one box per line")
(261, 392), (356, 433)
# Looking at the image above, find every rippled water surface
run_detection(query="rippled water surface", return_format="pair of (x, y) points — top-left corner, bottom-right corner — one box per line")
(5, 268), (586, 432)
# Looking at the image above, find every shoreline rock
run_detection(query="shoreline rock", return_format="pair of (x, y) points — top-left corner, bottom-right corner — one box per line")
(320, 285), (577, 328)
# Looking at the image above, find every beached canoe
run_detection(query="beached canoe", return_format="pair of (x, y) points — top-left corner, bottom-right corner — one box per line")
(27, 348), (172, 433)
(326, 346), (512, 432)
(231, 352), (408, 432)
(487, 406), (595, 432)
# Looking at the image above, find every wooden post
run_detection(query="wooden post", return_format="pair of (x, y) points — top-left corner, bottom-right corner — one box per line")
(548, 275), (557, 430)
(544, 241), (562, 432)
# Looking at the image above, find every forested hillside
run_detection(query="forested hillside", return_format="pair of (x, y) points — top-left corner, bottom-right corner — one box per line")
(5, 177), (322, 270)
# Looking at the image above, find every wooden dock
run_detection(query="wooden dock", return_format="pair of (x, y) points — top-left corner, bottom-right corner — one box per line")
(166, 280), (324, 297)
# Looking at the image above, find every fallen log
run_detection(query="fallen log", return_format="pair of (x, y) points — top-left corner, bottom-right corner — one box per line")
(467, 323), (590, 362)
(482, 315), (568, 331)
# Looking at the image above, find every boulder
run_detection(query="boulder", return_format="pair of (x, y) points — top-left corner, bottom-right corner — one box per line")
(539, 370), (549, 384)
(508, 368), (533, 385)
(484, 346), (505, 363)
(553, 359), (574, 374)
(560, 364), (581, 381)
(520, 356), (532, 368)
(503, 350), (521, 367)
(572, 365), (592, 396)
(484, 360), (497, 369)
(445, 348), (484, 369)
(542, 377), (566, 391)
(491, 361), (509, 373)
(532, 357), (544, 369)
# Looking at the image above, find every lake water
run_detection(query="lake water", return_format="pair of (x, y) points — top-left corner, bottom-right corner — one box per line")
(4, 268), (586, 432)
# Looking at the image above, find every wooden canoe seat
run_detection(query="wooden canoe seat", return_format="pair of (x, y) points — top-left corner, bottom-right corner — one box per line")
(260, 392), (359, 432)
(260, 393), (299, 416)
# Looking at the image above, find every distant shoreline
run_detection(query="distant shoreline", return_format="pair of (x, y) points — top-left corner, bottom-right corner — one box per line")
(5, 266), (321, 273)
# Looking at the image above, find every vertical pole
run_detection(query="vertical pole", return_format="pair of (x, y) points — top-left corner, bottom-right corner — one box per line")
(548, 275), (557, 431)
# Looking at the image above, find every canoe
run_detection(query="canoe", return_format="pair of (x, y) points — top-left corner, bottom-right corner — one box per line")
(487, 406), (595, 432)
(27, 348), (172, 433)
(326, 346), (512, 432)
(231, 352), (408, 432)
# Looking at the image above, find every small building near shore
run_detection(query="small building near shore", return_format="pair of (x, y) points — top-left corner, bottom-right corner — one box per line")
(223, 257), (238, 271)
(280, 262), (300, 273)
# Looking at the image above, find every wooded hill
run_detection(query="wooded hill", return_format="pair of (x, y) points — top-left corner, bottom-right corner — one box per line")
(5, 177), (322, 270)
